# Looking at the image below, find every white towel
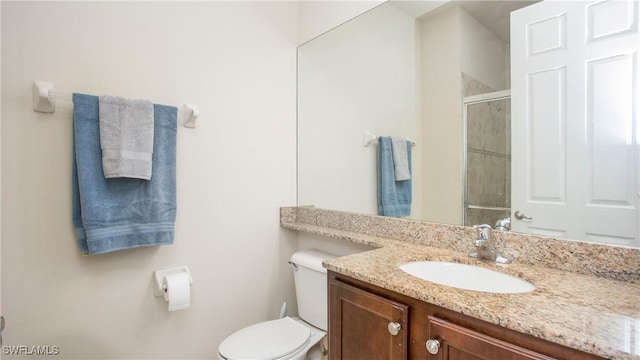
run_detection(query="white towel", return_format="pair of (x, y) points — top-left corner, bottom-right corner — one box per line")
(99, 96), (154, 180)
(391, 137), (411, 181)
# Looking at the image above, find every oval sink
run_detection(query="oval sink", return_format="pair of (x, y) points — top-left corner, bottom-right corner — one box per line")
(399, 261), (535, 294)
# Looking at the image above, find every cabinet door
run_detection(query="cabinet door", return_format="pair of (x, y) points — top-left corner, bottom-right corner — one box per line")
(427, 316), (554, 360)
(329, 279), (408, 360)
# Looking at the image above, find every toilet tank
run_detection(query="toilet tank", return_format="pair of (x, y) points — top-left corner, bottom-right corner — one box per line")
(290, 249), (336, 331)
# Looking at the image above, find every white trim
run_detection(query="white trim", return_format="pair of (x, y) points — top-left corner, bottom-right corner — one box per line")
(463, 89), (511, 105)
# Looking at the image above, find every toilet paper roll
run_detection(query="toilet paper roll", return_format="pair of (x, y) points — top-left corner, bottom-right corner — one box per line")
(163, 272), (191, 311)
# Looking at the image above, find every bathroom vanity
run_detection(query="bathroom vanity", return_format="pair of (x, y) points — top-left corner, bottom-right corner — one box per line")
(324, 246), (631, 360)
(281, 207), (640, 360)
(329, 271), (602, 359)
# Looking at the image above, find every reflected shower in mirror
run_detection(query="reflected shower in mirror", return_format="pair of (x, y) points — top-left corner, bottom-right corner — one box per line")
(463, 91), (511, 228)
(297, 0), (640, 247)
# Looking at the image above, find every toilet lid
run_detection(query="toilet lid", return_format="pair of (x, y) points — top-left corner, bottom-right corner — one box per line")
(218, 317), (311, 360)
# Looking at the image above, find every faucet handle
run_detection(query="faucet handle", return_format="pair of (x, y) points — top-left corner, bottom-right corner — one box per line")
(473, 224), (493, 240)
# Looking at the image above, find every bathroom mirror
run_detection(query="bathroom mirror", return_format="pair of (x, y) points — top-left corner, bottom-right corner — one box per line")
(297, 0), (640, 247)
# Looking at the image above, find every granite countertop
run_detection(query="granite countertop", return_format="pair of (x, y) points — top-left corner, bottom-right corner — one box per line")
(323, 243), (640, 360)
(281, 206), (640, 360)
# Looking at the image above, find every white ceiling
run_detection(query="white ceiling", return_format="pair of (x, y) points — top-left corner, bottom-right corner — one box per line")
(456, 0), (538, 42)
(391, 0), (539, 43)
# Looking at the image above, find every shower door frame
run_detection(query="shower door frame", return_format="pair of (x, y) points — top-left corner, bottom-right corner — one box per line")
(462, 89), (511, 226)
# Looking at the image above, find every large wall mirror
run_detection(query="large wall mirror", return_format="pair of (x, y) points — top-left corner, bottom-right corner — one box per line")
(297, 0), (640, 248)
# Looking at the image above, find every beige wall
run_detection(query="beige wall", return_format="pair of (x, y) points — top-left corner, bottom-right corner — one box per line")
(1, 2), (298, 358)
(420, 5), (463, 224)
(459, 7), (509, 91)
(0, 0), (3, 327)
(419, 5), (508, 225)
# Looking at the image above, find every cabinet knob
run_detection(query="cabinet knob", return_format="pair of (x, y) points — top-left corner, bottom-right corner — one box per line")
(387, 322), (401, 336)
(426, 339), (440, 354)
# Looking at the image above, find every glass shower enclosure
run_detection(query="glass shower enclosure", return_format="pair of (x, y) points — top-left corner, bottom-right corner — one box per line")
(463, 90), (511, 228)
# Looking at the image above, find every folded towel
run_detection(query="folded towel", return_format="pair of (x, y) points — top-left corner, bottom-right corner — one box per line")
(391, 136), (411, 181)
(72, 93), (177, 254)
(377, 136), (411, 217)
(99, 95), (154, 180)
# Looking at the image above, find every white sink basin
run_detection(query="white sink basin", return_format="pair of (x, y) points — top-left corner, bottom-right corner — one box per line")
(399, 261), (535, 294)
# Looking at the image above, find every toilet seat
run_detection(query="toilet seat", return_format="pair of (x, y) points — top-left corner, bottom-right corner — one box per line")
(218, 317), (311, 360)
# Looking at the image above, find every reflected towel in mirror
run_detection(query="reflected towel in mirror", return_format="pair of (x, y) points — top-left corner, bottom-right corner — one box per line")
(377, 136), (411, 217)
(391, 136), (411, 181)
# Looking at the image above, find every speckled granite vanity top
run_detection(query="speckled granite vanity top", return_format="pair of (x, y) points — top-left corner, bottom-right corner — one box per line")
(281, 207), (640, 360)
(324, 244), (639, 360)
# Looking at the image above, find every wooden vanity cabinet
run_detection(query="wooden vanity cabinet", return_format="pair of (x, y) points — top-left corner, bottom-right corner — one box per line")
(426, 315), (554, 360)
(329, 277), (408, 359)
(328, 271), (604, 360)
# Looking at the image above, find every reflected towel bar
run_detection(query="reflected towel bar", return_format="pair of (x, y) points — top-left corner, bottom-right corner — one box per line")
(363, 130), (416, 147)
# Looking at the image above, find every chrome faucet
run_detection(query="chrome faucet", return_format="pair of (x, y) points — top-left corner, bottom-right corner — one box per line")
(494, 216), (511, 231)
(469, 224), (510, 264)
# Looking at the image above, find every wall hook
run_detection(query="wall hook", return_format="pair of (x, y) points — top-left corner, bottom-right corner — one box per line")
(33, 81), (55, 113)
(183, 104), (199, 128)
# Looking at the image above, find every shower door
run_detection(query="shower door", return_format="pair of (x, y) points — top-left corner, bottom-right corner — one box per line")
(463, 91), (511, 227)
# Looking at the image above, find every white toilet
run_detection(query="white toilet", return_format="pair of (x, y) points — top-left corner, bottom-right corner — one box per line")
(217, 249), (335, 360)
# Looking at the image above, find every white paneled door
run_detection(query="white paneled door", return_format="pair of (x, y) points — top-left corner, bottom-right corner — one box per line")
(511, 0), (639, 246)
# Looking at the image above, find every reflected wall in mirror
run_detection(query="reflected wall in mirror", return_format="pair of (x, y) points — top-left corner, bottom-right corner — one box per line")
(297, 0), (640, 247)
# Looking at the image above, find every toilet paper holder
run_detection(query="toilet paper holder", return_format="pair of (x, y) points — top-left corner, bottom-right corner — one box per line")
(153, 266), (193, 297)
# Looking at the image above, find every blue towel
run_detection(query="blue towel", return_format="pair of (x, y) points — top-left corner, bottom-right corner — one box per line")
(377, 136), (411, 217)
(72, 93), (177, 254)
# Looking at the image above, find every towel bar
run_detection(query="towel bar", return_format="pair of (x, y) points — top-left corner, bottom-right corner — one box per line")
(363, 130), (416, 147)
(183, 104), (199, 128)
(32, 80), (198, 129)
